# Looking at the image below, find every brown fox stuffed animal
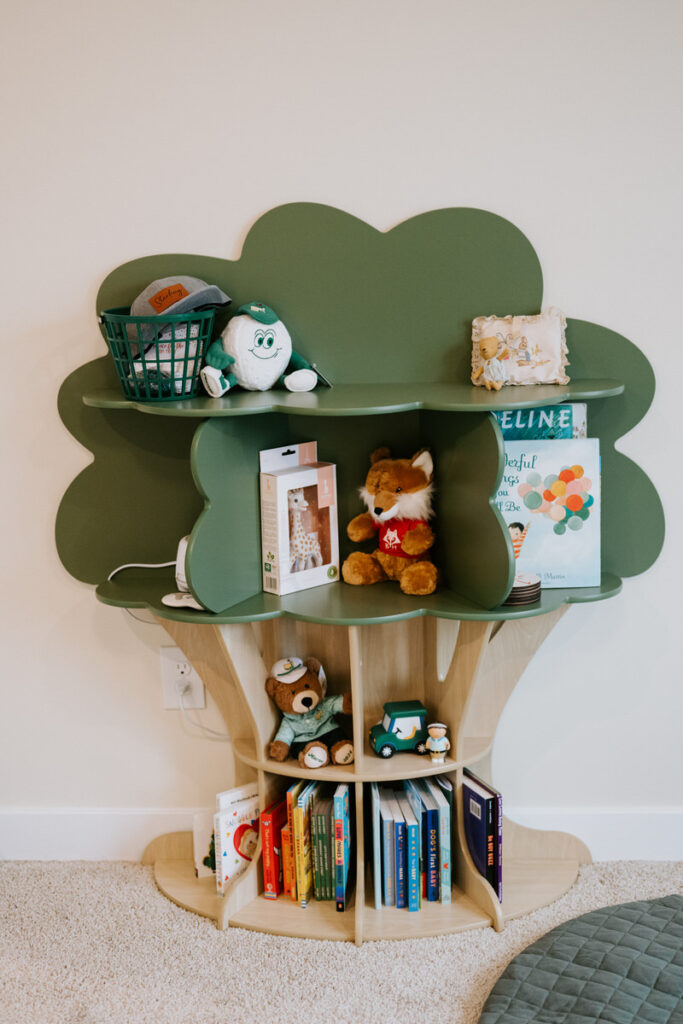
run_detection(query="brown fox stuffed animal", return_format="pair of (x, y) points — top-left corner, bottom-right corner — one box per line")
(341, 447), (437, 596)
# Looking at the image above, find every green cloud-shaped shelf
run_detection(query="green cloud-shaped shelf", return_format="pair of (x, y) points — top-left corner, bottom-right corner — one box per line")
(56, 203), (664, 624)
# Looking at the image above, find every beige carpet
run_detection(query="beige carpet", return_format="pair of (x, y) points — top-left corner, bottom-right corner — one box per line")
(1, 861), (681, 1024)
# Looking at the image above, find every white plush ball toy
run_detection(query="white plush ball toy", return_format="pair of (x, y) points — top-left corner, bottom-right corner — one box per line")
(222, 302), (292, 391)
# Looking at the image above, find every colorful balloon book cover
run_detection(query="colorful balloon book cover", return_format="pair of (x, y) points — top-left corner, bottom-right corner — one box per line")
(494, 439), (600, 588)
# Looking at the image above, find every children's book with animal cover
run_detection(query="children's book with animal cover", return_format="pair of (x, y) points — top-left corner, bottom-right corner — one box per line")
(494, 439), (601, 588)
(214, 793), (260, 895)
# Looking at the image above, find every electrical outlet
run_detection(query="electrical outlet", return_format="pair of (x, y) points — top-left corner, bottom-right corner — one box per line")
(160, 646), (206, 709)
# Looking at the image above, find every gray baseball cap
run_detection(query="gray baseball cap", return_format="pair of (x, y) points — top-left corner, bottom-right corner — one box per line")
(131, 276), (231, 318)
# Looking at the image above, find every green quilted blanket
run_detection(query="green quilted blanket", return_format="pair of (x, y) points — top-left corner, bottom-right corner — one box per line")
(479, 895), (683, 1023)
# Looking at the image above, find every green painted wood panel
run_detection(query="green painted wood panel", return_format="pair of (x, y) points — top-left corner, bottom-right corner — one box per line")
(55, 204), (664, 623)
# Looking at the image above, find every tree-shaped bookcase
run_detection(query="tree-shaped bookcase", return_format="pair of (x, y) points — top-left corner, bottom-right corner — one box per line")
(56, 204), (663, 944)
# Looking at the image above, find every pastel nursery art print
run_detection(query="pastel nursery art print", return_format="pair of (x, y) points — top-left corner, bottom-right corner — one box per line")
(495, 439), (601, 588)
(472, 308), (570, 387)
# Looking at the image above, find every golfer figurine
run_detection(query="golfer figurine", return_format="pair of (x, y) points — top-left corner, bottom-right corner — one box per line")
(425, 722), (450, 764)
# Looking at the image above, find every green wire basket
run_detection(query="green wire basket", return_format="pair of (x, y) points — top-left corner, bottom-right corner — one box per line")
(99, 306), (216, 402)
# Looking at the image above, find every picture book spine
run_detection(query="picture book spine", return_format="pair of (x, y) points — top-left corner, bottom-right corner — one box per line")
(334, 813), (344, 910)
(296, 784), (316, 909)
(426, 806), (439, 901)
(281, 825), (292, 898)
(494, 791), (503, 903)
(286, 781), (303, 901)
(485, 796), (495, 891)
(371, 782), (382, 911)
(396, 793), (419, 912)
(293, 803), (305, 906)
(402, 782), (423, 908)
(319, 808), (330, 900)
(311, 808), (323, 900)
(381, 809), (395, 907)
(213, 811), (223, 895)
(334, 786), (349, 912)
(261, 808), (275, 899)
(394, 815), (406, 909)
(424, 779), (451, 904)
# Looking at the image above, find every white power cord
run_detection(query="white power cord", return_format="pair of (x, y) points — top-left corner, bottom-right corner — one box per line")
(107, 560), (176, 581)
(176, 680), (230, 742)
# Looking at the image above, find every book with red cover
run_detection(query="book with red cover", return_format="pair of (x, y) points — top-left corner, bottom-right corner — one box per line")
(280, 824), (293, 898)
(261, 795), (287, 899)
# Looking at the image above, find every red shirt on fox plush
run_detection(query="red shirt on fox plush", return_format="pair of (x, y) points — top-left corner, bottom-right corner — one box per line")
(374, 518), (428, 559)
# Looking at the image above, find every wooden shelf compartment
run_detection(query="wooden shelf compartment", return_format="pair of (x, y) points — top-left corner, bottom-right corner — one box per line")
(230, 892), (356, 942)
(233, 737), (467, 784)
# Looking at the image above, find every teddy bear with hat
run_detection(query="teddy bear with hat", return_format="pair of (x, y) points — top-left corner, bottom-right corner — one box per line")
(265, 656), (353, 770)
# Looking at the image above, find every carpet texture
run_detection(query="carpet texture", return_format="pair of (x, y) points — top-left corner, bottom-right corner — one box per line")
(0, 861), (681, 1024)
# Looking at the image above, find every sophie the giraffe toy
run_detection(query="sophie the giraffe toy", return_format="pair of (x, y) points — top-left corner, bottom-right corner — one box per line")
(288, 488), (323, 572)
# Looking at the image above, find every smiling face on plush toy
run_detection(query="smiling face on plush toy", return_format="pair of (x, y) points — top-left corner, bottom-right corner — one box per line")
(223, 302), (292, 391)
(265, 656), (326, 715)
(360, 448), (434, 523)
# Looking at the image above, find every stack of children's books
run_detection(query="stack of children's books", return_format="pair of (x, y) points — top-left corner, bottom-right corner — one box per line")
(260, 780), (354, 911)
(192, 782), (260, 895)
(370, 777), (453, 911)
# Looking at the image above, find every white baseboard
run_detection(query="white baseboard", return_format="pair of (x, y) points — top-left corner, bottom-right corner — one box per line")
(0, 808), (206, 862)
(1, 807), (681, 862)
(505, 807), (683, 861)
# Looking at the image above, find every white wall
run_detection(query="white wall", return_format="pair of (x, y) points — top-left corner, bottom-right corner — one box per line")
(1, 0), (681, 860)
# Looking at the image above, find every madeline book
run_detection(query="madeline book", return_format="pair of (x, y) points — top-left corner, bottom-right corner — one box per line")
(495, 438), (601, 588)
(493, 403), (587, 440)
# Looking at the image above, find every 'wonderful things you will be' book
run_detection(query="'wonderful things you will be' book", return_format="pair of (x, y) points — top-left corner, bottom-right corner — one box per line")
(495, 439), (601, 588)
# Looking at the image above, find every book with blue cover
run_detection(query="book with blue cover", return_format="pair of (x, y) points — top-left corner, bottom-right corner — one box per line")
(402, 781), (424, 907)
(333, 783), (351, 912)
(494, 403), (587, 440)
(462, 770), (502, 901)
(408, 779), (439, 901)
(396, 791), (420, 912)
(423, 777), (451, 904)
(494, 438), (601, 588)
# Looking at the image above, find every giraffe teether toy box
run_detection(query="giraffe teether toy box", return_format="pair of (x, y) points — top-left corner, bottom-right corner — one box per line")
(259, 442), (339, 596)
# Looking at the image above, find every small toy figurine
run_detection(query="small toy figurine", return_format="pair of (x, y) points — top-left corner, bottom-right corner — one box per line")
(472, 336), (509, 391)
(265, 657), (353, 769)
(341, 447), (437, 596)
(200, 301), (319, 396)
(369, 700), (429, 758)
(425, 722), (450, 763)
